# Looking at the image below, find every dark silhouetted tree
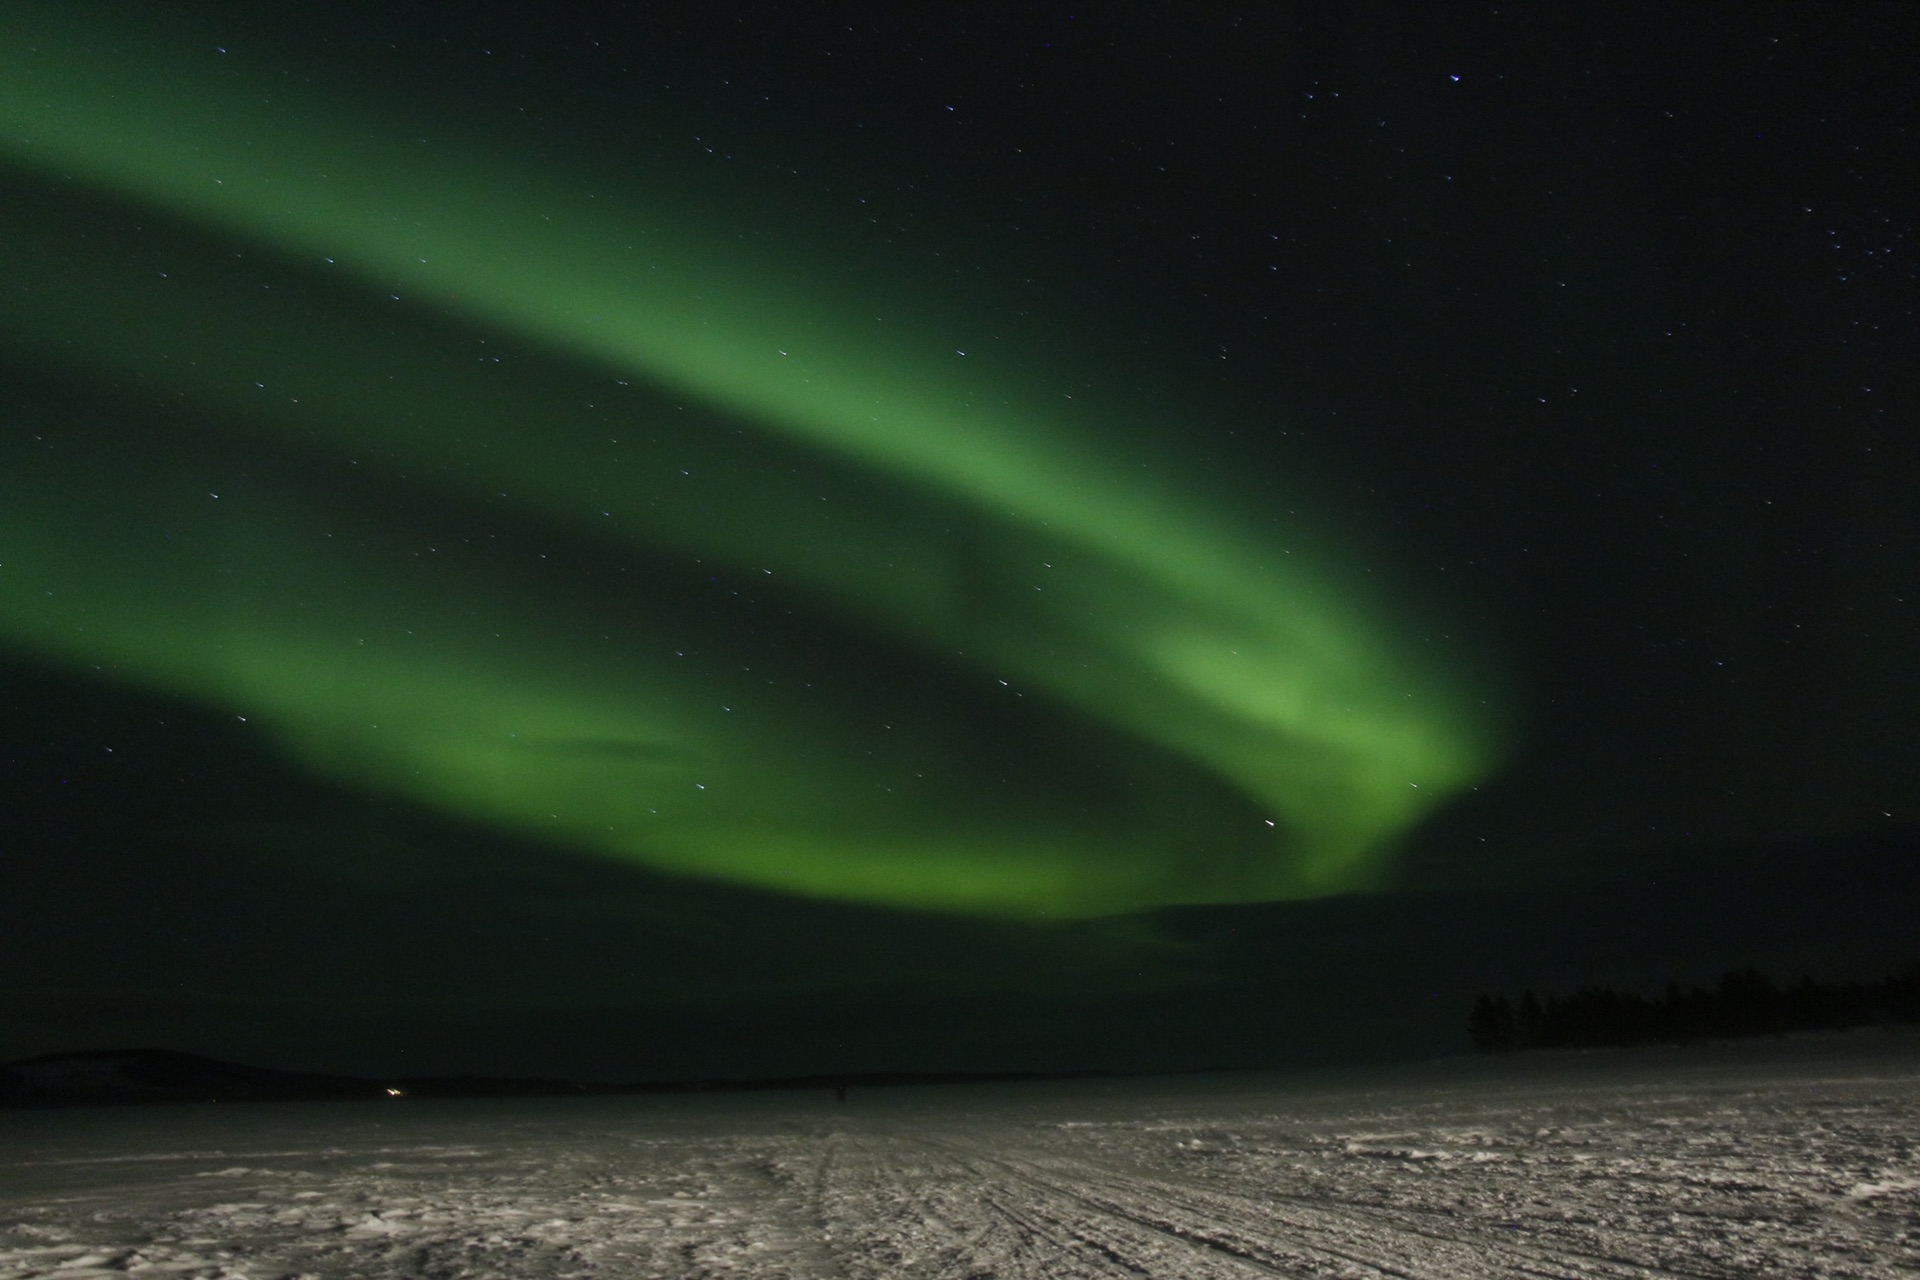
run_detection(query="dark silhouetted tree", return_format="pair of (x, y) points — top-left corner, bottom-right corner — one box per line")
(1467, 958), (1920, 1053)
(1517, 990), (1544, 1048)
(1469, 995), (1516, 1052)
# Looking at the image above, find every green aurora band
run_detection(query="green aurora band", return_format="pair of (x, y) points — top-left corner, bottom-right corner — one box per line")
(0, 8), (1505, 917)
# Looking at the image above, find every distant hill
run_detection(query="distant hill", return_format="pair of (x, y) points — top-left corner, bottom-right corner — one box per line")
(0, 1048), (1107, 1108)
(0, 1048), (582, 1106)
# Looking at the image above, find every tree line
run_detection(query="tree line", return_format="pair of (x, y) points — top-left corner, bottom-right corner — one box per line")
(1468, 962), (1920, 1053)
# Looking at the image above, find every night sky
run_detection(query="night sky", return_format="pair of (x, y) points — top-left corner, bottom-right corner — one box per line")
(3, 2), (1916, 1082)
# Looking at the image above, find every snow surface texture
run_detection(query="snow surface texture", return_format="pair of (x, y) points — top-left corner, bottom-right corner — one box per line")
(2, 1039), (1917, 1279)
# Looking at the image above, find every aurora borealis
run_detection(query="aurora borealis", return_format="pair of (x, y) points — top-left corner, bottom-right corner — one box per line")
(3, 2), (1915, 1082)
(0, 3), (1501, 916)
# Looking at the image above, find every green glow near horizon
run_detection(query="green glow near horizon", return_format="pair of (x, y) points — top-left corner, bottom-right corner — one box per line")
(0, 8), (1506, 916)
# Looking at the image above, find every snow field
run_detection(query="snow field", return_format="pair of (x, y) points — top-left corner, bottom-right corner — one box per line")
(2, 1046), (1916, 1278)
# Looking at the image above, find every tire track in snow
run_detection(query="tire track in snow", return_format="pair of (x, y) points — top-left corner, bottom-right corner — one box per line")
(930, 1135), (1440, 1278)
(939, 1139), (1719, 1280)
(820, 1128), (1270, 1279)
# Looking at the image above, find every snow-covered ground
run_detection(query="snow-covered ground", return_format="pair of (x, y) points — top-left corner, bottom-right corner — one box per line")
(3, 1033), (1917, 1278)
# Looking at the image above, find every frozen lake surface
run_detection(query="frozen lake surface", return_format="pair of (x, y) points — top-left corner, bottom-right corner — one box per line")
(4, 1034), (1918, 1278)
